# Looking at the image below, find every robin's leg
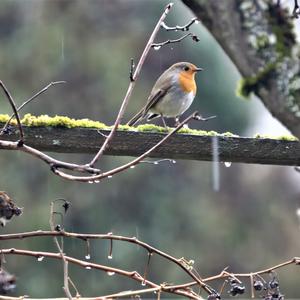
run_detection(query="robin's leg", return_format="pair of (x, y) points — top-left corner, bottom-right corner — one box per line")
(160, 115), (168, 129)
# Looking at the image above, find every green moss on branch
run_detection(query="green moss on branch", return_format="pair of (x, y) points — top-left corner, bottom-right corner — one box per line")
(236, 63), (277, 98)
(0, 113), (298, 141)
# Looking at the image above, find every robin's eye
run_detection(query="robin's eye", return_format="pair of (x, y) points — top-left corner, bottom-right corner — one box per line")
(184, 66), (190, 71)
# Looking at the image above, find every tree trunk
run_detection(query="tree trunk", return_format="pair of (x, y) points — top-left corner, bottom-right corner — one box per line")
(182, 0), (300, 139)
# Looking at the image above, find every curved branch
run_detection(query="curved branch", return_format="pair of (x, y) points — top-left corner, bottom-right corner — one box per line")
(0, 81), (24, 141)
(0, 228), (212, 294)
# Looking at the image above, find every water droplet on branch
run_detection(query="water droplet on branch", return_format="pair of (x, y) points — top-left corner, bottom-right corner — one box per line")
(107, 271), (115, 276)
(224, 162), (232, 168)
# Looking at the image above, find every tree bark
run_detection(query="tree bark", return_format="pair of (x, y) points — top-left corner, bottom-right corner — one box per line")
(182, 0), (300, 139)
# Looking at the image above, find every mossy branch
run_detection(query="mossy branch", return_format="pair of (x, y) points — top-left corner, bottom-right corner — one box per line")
(0, 115), (299, 166)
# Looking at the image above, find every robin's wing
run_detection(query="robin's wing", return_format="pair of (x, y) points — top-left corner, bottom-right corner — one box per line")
(142, 89), (167, 116)
(127, 90), (165, 126)
(142, 70), (174, 115)
(127, 70), (173, 126)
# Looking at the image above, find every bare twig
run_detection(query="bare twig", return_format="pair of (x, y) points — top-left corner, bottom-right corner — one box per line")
(0, 140), (101, 174)
(0, 81), (65, 136)
(0, 225), (213, 294)
(0, 81), (24, 142)
(49, 200), (73, 300)
(152, 33), (199, 49)
(1, 226), (299, 299)
(0, 249), (203, 299)
(140, 158), (176, 165)
(161, 17), (199, 31)
(129, 58), (135, 82)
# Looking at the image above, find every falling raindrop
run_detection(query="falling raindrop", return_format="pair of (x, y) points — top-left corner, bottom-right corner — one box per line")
(107, 271), (115, 276)
(85, 239), (91, 260)
(212, 136), (220, 192)
(224, 162), (232, 168)
(61, 34), (65, 62)
(108, 239), (113, 260)
(37, 256), (44, 262)
(153, 45), (161, 51)
(296, 208), (300, 229)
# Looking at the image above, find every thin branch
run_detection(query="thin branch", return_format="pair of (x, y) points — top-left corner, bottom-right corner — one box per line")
(100, 287), (162, 299)
(129, 58), (135, 82)
(0, 248), (153, 286)
(0, 249), (202, 299)
(0, 140), (100, 174)
(166, 257), (300, 291)
(161, 17), (199, 31)
(87, 3), (174, 168)
(0, 81), (65, 136)
(0, 227), (213, 294)
(0, 81), (24, 142)
(49, 200), (73, 300)
(62, 260), (72, 300)
(151, 33), (199, 49)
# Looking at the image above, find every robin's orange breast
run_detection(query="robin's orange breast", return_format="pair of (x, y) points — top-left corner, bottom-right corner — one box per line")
(178, 72), (197, 95)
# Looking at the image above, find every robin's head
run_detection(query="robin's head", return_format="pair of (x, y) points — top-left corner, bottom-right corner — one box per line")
(170, 62), (203, 76)
(169, 62), (203, 95)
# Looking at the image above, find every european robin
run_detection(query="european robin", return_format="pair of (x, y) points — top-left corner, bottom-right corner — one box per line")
(127, 62), (203, 127)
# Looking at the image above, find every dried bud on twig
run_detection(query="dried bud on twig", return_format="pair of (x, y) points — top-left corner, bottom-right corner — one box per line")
(0, 191), (22, 227)
(0, 269), (16, 294)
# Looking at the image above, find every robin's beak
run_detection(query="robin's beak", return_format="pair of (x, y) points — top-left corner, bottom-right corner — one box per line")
(194, 67), (203, 72)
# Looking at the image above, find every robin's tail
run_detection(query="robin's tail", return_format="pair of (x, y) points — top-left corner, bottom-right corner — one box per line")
(127, 108), (145, 126)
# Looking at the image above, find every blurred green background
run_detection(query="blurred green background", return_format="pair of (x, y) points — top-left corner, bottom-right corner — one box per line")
(0, 0), (299, 298)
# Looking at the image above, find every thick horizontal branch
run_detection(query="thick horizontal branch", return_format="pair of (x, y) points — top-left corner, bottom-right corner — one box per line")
(0, 125), (299, 166)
